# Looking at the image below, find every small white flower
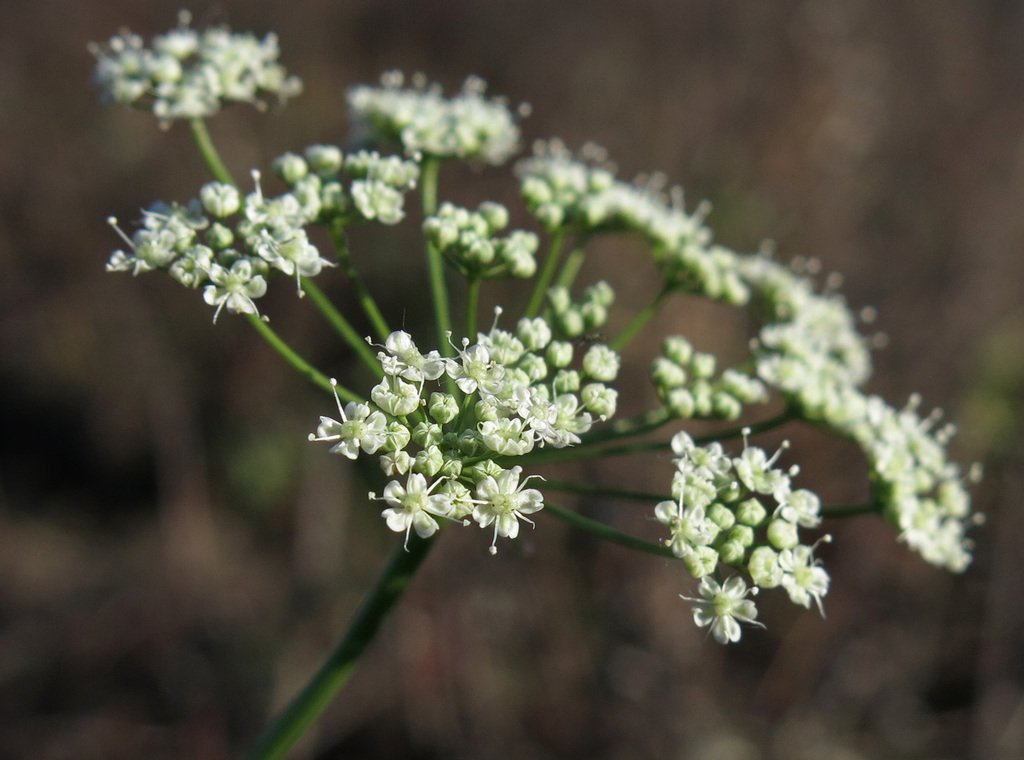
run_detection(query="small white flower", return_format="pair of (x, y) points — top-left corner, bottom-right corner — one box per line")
(201, 259), (267, 322)
(308, 380), (388, 459)
(371, 473), (453, 547)
(473, 465), (544, 554)
(682, 576), (763, 645)
(778, 543), (830, 614)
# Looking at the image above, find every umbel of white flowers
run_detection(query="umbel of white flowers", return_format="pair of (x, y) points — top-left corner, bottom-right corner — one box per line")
(96, 15), (981, 644)
(89, 10), (302, 125)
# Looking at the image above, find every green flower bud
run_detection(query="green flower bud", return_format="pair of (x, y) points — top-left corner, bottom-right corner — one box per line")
(736, 498), (767, 527)
(707, 502), (736, 531)
(547, 340), (573, 368)
(582, 344), (620, 382)
(413, 445), (444, 477)
(553, 369), (581, 394)
(663, 336), (693, 366)
(682, 546), (719, 579)
(304, 144), (343, 176)
(428, 392), (459, 424)
(273, 152), (308, 184)
(411, 421), (443, 448)
(717, 540), (746, 565)
(652, 357), (687, 389)
(748, 546), (783, 588)
(727, 524), (755, 548)
(767, 519), (799, 550)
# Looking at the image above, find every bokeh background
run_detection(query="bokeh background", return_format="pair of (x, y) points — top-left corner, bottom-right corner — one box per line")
(2, 1), (1023, 758)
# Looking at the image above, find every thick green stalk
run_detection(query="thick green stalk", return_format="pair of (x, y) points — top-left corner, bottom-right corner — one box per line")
(610, 286), (671, 351)
(523, 230), (565, 318)
(300, 278), (382, 377)
(188, 118), (236, 186)
(544, 502), (674, 558)
(245, 313), (361, 403)
(242, 535), (435, 760)
(328, 224), (391, 342)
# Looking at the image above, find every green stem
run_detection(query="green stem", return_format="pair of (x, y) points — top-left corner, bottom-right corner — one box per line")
(692, 408), (798, 446)
(242, 535), (435, 760)
(523, 230), (565, 318)
(329, 224), (391, 342)
(542, 479), (667, 503)
(506, 408), (671, 467)
(300, 278), (382, 377)
(245, 313), (361, 403)
(421, 161), (453, 356)
(544, 502), (674, 558)
(188, 118), (236, 186)
(610, 286), (671, 351)
(465, 277), (481, 338)
(554, 240), (588, 291)
(821, 502), (882, 518)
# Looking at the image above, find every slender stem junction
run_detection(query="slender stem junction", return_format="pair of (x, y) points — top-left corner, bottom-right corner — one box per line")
(300, 278), (382, 377)
(188, 118), (236, 186)
(329, 224), (391, 342)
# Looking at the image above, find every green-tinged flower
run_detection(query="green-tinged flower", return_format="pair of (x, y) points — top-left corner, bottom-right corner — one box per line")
(309, 380), (388, 459)
(201, 259), (267, 322)
(682, 576), (763, 644)
(472, 465), (544, 554)
(372, 473), (453, 547)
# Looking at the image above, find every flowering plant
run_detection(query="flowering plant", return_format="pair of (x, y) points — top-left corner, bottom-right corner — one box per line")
(93, 13), (981, 759)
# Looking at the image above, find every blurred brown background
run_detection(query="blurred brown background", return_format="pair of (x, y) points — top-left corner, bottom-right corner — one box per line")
(2, 1), (1023, 758)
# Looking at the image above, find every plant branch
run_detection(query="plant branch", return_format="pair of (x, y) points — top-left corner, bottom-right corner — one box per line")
(242, 535), (435, 760)
(300, 278), (381, 377)
(328, 224), (391, 342)
(188, 118), (236, 186)
(543, 502), (675, 558)
(523, 230), (565, 318)
(245, 313), (361, 403)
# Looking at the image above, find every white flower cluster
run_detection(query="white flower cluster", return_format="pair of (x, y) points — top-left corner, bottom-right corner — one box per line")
(348, 72), (522, 165)
(90, 12), (301, 124)
(517, 141), (749, 304)
(424, 202), (539, 279)
(660, 430), (830, 643)
(311, 323), (619, 553)
(652, 335), (767, 420)
(740, 256), (979, 571)
(106, 146), (419, 321)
